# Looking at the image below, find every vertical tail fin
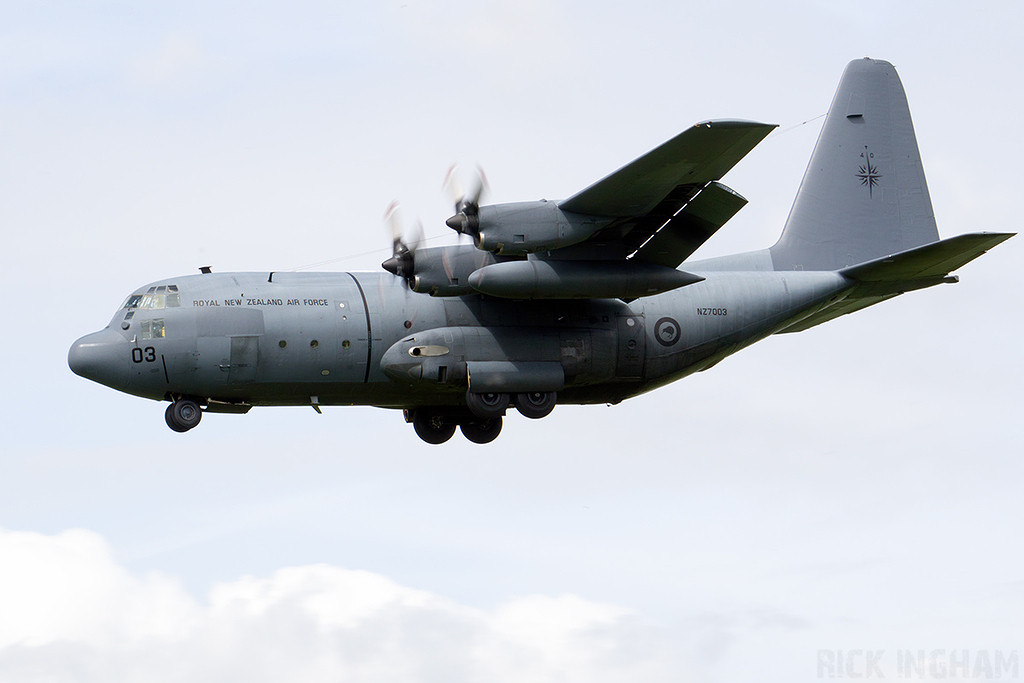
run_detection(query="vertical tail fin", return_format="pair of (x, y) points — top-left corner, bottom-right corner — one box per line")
(770, 58), (939, 271)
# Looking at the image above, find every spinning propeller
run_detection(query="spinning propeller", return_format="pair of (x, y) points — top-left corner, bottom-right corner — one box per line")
(380, 200), (423, 288)
(381, 165), (489, 286)
(443, 164), (489, 242)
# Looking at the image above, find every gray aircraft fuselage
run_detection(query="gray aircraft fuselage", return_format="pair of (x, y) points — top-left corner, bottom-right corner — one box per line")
(72, 262), (845, 408)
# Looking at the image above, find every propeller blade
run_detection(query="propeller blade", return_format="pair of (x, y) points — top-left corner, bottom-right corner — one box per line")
(381, 200), (418, 288)
(443, 164), (465, 210)
(409, 219), (425, 253)
(468, 164), (489, 207)
(384, 200), (404, 253)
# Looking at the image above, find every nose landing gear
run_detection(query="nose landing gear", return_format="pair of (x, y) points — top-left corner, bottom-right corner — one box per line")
(165, 398), (202, 432)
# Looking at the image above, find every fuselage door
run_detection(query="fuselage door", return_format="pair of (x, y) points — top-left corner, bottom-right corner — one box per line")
(335, 295), (370, 382)
(228, 335), (259, 383)
(616, 313), (646, 379)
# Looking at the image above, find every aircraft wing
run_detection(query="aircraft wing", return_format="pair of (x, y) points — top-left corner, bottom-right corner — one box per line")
(560, 120), (775, 217)
(624, 180), (750, 267)
(558, 120), (775, 267)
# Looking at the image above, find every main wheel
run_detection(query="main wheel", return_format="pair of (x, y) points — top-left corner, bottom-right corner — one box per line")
(460, 417), (502, 444)
(514, 391), (557, 419)
(412, 410), (457, 445)
(465, 391), (509, 420)
(165, 399), (202, 432)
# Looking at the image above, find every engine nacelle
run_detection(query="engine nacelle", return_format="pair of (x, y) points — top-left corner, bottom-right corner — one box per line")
(474, 201), (610, 256)
(405, 245), (500, 296)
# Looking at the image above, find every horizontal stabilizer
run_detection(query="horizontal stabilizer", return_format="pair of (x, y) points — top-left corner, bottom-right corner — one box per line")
(778, 232), (1014, 333)
(559, 120), (774, 217)
(840, 232), (1014, 284)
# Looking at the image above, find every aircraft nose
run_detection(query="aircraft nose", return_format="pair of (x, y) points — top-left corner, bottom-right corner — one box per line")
(68, 328), (129, 391)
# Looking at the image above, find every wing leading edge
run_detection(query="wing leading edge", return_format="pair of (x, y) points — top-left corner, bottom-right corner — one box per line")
(559, 119), (775, 218)
(555, 120), (775, 268)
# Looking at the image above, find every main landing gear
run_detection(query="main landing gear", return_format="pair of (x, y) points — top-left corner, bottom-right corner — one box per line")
(165, 398), (202, 432)
(410, 409), (502, 445)
(408, 390), (557, 445)
(511, 391), (556, 419)
(412, 410), (458, 444)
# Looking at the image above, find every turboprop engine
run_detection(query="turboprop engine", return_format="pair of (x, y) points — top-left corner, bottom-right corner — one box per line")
(448, 200), (613, 256)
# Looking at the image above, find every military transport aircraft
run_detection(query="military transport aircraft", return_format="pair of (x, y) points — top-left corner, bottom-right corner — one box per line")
(69, 58), (1012, 444)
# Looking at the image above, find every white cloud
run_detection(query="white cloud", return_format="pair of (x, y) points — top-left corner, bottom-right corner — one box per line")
(0, 528), (196, 648)
(0, 527), (690, 682)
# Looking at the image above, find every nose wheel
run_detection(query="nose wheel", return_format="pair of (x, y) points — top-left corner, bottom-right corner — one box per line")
(165, 398), (202, 432)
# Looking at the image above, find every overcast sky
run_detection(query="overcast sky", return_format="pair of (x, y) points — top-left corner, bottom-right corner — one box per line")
(2, 1), (1022, 681)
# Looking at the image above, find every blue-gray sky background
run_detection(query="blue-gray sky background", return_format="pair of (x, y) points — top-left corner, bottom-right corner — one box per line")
(1, 2), (1022, 680)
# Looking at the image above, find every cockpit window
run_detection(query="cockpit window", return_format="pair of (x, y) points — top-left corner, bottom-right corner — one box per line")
(125, 285), (180, 311)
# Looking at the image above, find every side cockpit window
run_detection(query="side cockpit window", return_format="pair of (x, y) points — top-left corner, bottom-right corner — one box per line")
(141, 319), (165, 340)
